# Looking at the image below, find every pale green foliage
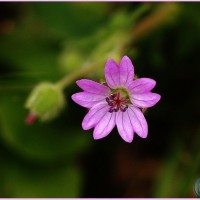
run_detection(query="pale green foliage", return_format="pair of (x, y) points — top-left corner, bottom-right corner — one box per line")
(25, 83), (65, 121)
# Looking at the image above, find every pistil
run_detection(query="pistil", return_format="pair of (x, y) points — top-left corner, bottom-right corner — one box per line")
(106, 91), (129, 113)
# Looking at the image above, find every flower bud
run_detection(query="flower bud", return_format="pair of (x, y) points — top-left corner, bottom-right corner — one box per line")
(25, 82), (65, 124)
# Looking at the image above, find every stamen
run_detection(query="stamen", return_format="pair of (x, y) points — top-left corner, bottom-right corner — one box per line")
(106, 91), (130, 113)
(121, 105), (128, 112)
(114, 107), (119, 112)
(106, 97), (110, 102)
(109, 107), (114, 113)
(110, 93), (117, 100)
(106, 97), (113, 106)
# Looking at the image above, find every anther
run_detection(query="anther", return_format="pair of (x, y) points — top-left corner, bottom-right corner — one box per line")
(110, 93), (117, 99)
(106, 91), (129, 113)
(106, 97), (110, 102)
(121, 105), (128, 112)
(109, 107), (114, 113)
(114, 107), (119, 112)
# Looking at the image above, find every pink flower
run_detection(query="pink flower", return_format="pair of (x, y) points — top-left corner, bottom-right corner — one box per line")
(71, 56), (161, 143)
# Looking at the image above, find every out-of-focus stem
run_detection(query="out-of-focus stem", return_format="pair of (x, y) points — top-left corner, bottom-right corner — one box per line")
(56, 58), (106, 90)
(56, 3), (179, 90)
(132, 3), (179, 41)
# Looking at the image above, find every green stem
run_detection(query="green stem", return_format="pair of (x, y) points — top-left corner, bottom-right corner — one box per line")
(56, 58), (106, 90)
(56, 3), (179, 91)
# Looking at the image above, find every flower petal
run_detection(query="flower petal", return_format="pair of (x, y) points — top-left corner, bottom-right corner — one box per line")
(116, 111), (134, 143)
(131, 93), (161, 108)
(105, 58), (120, 88)
(93, 112), (116, 140)
(71, 92), (106, 108)
(127, 106), (148, 138)
(76, 79), (110, 95)
(82, 102), (109, 130)
(119, 56), (134, 87)
(128, 78), (156, 94)
(105, 56), (134, 88)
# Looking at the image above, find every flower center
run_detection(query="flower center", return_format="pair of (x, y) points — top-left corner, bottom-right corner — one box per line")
(106, 89), (131, 113)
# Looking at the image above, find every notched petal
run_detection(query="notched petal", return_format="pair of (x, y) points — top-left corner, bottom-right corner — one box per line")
(131, 93), (161, 108)
(128, 78), (156, 94)
(71, 92), (106, 108)
(128, 106), (148, 138)
(93, 112), (116, 140)
(119, 56), (134, 87)
(82, 102), (109, 130)
(105, 56), (135, 88)
(105, 58), (120, 88)
(116, 111), (134, 143)
(76, 79), (110, 95)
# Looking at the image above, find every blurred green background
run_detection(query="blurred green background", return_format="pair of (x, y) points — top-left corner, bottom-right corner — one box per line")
(0, 2), (200, 198)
